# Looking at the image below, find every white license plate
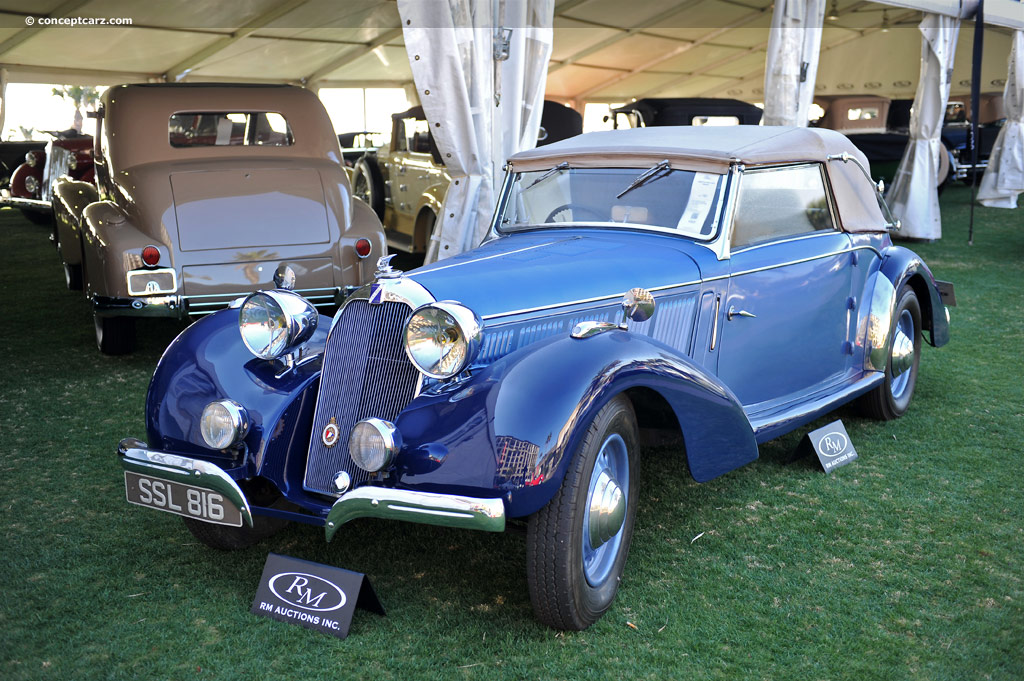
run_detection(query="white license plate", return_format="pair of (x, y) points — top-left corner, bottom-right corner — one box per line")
(124, 471), (242, 527)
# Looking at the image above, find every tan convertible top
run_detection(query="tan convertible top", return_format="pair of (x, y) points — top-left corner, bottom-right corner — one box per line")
(102, 83), (341, 171)
(508, 126), (888, 233)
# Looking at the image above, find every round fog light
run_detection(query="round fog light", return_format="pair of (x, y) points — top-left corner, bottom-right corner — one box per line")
(200, 400), (249, 450)
(348, 418), (400, 472)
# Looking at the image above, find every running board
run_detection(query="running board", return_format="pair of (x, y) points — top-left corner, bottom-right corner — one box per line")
(747, 373), (884, 444)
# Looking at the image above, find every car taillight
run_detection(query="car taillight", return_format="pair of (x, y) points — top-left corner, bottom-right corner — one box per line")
(355, 238), (372, 258)
(142, 246), (160, 266)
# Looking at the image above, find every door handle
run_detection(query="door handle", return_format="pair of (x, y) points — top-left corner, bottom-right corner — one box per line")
(727, 306), (756, 321)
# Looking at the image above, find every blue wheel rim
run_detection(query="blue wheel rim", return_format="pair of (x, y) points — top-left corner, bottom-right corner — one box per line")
(890, 308), (915, 400)
(582, 433), (629, 587)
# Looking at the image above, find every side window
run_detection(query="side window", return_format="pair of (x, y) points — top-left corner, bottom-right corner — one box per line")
(730, 164), (835, 249)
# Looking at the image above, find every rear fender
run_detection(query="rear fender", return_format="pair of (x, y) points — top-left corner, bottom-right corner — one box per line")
(879, 246), (949, 347)
(395, 331), (757, 518)
(52, 180), (98, 265)
(82, 201), (166, 298)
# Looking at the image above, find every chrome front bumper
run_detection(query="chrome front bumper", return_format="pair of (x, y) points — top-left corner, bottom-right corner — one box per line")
(117, 438), (254, 527)
(118, 438), (506, 540)
(325, 488), (506, 541)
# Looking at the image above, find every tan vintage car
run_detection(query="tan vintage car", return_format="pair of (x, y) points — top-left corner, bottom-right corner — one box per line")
(350, 102), (582, 257)
(52, 83), (385, 354)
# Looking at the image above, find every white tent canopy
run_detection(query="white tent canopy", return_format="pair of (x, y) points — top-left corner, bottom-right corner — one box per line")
(398, 0), (553, 262)
(762, 0), (826, 127)
(887, 12), (962, 239)
(978, 29), (1023, 208)
(0, 0), (1021, 256)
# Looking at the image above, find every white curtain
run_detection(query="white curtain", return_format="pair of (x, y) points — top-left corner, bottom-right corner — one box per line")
(977, 30), (1023, 208)
(0, 69), (7, 141)
(762, 0), (825, 127)
(398, 0), (554, 263)
(887, 13), (961, 240)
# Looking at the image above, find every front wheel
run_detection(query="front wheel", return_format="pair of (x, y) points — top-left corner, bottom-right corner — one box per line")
(859, 284), (922, 420)
(526, 394), (639, 630)
(183, 482), (291, 550)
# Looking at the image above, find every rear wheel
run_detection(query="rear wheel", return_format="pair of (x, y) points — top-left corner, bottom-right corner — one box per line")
(526, 394), (639, 630)
(94, 314), (136, 355)
(859, 284), (922, 420)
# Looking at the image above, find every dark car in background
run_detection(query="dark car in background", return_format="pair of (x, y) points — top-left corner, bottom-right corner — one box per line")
(609, 97), (764, 128)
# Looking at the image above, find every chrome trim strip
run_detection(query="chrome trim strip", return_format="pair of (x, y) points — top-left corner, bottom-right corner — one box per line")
(116, 438), (253, 527)
(480, 243), (881, 322)
(324, 487), (505, 540)
(184, 287), (339, 301)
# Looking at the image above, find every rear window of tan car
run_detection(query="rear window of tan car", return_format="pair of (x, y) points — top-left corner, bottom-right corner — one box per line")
(169, 112), (293, 147)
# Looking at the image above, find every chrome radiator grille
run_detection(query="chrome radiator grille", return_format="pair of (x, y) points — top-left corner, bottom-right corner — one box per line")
(304, 300), (420, 495)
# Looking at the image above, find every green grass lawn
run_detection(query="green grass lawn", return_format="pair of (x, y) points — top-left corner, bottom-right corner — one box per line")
(1, 187), (1021, 680)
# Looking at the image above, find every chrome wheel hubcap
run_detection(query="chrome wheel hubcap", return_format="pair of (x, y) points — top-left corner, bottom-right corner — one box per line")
(890, 308), (915, 398)
(582, 433), (629, 587)
(588, 469), (625, 549)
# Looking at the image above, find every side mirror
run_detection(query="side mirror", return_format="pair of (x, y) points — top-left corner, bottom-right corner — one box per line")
(620, 288), (655, 327)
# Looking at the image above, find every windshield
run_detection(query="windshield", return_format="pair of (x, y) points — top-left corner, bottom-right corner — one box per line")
(498, 166), (725, 239)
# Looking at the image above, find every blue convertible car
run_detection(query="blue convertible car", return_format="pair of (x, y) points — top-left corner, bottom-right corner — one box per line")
(118, 126), (951, 630)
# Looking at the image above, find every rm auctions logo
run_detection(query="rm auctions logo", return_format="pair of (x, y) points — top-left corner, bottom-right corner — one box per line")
(817, 431), (849, 458)
(269, 572), (346, 613)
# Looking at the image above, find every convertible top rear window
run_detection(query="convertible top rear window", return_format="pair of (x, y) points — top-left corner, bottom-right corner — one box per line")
(500, 166), (725, 239)
(169, 112), (293, 148)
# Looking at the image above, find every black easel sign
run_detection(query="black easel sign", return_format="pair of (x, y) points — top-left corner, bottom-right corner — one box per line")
(251, 553), (384, 639)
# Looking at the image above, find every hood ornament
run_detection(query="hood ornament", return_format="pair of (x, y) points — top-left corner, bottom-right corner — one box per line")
(375, 254), (403, 280)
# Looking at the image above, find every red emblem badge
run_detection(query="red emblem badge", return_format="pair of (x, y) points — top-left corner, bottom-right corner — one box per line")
(322, 417), (340, 448)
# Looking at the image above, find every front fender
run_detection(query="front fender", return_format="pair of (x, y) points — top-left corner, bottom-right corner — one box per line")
(879, 246), (949, 347)
(145, 308), (331, 512)
(394, 330), (757, 518)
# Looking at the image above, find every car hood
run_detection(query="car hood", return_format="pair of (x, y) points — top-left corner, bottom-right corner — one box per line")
(405, 230), (704, 320)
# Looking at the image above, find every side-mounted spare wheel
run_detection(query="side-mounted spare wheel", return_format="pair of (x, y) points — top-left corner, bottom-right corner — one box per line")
(526, 394), (640, 630)
(351, 155), (385, 220)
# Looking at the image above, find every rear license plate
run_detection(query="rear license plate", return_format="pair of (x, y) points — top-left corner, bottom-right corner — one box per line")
(125, 471), (242, 527)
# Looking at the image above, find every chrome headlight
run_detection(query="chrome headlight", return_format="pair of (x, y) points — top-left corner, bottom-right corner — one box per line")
(68, 155), (78, 170)
(348, 418), (401, 472)
(239, 290), (318, 360)
(23, 175), (39, 195)
(403, 302), (482, 379)
(200, 399), (249, 450)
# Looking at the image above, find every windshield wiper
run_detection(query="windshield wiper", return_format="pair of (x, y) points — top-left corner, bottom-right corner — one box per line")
(617, 160), (671, 199)
(526, 161), (569, 189)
